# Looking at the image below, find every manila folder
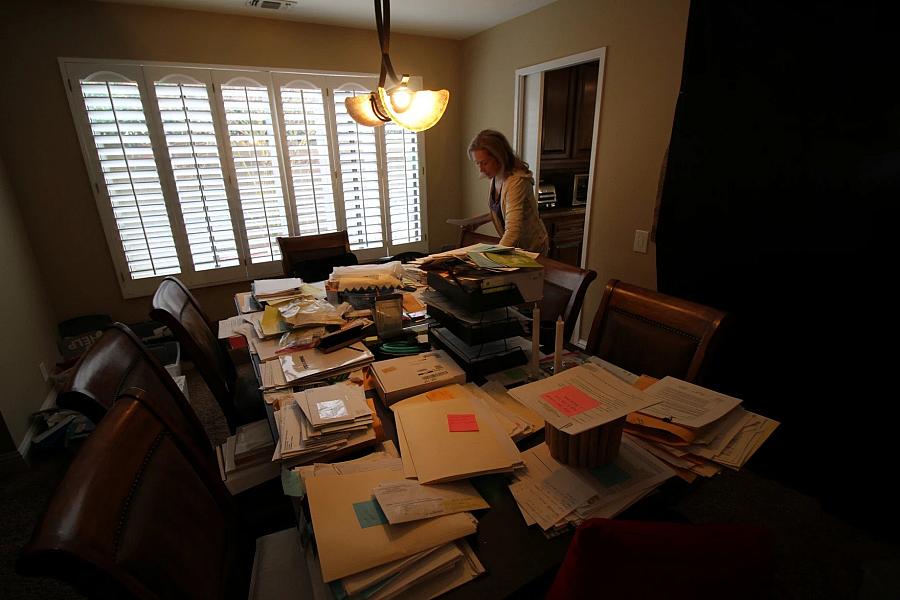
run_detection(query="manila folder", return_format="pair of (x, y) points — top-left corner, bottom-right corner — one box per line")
(306, 468), (477, 582)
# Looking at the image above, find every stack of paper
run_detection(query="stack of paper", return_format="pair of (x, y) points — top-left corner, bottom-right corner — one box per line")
(272, 385), (378, 466)
(295, 382), (373, 436)
(393, 387), (523, 483)
(261, 343), (375, 390)
(216, 422), (281, 495)
(623, 376), (779, 481)
(233, 419), (275, 466)
(507, 362), (661, 435)
(370, 350), (466, 405)
(508, 438), (675, 537)
(305, 468), (481, 588)
(252, 277), (305, 301)
(468, 382), (544, 441)
(328, 262), (404, 292)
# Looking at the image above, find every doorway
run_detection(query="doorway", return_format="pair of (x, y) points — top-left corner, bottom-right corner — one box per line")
(513, 48), (606, 268)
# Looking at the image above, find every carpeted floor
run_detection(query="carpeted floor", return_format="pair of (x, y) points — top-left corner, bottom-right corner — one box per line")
(0, 363), (233, 598)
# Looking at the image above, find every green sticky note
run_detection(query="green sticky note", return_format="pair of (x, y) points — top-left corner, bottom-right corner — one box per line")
(353, 499), (388, 528)
(281, 468), (305, 498)
(590, 463), (630, 487)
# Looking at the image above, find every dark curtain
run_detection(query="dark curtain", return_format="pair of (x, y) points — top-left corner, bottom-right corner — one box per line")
(657, 1), (898, 538)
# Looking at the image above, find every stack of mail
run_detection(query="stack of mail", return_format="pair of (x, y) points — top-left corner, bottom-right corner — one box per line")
(509, 438), (675, 537)
(467, 382), (544, 441)
(304, 467), (485, 598)
(261, 343), (375, 390)
(295, 382), (373, 436)
(392, 385), (524, 483)
(272, 382), (377, 466)
(621, 376), (780, 481)
(252, 277), (305, 302)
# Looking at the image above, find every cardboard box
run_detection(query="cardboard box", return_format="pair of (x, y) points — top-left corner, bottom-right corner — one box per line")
(370, 350), (466, 406)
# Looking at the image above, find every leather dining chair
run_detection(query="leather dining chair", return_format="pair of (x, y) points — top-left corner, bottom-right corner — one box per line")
(55, 322), (219, 475)
(546, 518), (773, 600)
(277, 230), (358, 282)
(151, 276), (263, 434)
(18, 387), (306, 599)
(585, 279), (727, 384)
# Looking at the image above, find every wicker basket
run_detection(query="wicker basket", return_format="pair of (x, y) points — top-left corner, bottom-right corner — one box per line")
(545, 417), (626, 468)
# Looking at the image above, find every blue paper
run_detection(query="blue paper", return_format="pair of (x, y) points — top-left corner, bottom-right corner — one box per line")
(352, 499), (388, 528)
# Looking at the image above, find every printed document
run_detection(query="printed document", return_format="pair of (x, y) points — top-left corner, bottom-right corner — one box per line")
(639, 376), (742, 428)
(508, 362), (659, 435)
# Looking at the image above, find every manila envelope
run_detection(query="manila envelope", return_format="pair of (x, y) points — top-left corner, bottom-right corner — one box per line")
(305, 468), (477, 582)
(396, 396), (521, 484)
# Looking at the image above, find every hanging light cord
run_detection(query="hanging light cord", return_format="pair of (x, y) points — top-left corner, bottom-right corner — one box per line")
(375, 0), (400, 89)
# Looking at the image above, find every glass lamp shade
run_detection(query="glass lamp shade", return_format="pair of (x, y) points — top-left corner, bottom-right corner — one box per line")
(344, 93), (388, 127)
(377, 87), (449, 132)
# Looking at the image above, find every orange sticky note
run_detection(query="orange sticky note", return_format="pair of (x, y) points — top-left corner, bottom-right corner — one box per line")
(540, 385), (599, 417)
(447, 414), (479, 432)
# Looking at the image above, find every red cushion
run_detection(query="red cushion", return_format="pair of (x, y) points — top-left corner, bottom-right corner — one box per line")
(546, 518), (773, 600)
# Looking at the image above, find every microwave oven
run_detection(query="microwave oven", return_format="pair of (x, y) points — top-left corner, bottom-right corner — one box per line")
(572, 174), (589, 206)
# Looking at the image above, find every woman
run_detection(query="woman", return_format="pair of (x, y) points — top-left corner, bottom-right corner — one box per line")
(466, 129), (549, 254)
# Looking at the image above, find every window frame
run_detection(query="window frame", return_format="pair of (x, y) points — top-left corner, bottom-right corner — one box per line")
(59, 57), (429, 299)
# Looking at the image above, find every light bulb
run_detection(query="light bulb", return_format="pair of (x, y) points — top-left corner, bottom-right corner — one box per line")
(389, 86), (414, 113)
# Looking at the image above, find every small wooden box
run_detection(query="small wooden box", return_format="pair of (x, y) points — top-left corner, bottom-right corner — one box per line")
(545, 417), (626, 468)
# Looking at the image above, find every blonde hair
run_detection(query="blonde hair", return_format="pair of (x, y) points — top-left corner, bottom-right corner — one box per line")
(468, 129), (529, 175)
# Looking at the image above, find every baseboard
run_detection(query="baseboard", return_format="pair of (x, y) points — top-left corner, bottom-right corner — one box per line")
(16, 387), (58, 463)
(0, 449), (28, 478)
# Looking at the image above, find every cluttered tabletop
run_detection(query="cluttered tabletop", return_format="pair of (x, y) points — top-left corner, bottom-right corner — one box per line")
(214, 243), (780, 599)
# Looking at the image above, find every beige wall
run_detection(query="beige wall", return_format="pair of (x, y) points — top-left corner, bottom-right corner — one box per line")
(0, 1), (461, 324)
(460, 0), (690, 339)
(0, 156), (60, 447)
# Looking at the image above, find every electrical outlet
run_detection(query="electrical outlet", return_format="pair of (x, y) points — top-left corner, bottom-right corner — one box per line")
(633, 229), (649, 254)
(39, 361), (50, 382)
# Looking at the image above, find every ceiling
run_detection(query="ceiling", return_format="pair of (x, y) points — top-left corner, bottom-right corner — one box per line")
(95, 0), (558, 40)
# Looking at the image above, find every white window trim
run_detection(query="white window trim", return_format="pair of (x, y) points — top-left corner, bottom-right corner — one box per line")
(59, 57), (429, 299)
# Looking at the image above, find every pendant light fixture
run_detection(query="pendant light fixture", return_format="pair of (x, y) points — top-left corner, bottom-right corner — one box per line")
(345, 0), (449, 132)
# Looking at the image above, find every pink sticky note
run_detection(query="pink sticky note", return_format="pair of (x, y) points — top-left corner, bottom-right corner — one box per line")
(447, 413), (479, 432)
(541, 385), (600, 417)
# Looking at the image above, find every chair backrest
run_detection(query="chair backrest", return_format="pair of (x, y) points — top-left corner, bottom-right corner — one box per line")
(18, 388), (251, 599)
(150, 276), (240, 432)
(277, 231), (358, 281)
(585, 279), (727, 383)
(56, 322), (219, 479)
(535, 255), (597, 347)
(547, 518), (772, 600)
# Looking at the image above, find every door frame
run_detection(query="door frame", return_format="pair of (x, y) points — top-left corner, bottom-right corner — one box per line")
(512, 47), (607, 269)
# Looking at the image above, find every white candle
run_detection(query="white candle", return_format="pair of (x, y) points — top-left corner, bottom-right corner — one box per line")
(530, 306), (541, 377)
(554, 315), (564, 373)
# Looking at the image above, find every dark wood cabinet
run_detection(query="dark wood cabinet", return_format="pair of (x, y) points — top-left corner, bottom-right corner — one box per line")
(541, 208), (586, 267)
(540, 61), (598, 170)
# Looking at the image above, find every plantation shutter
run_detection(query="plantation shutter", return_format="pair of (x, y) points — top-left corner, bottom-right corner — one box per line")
(148, 73), (241, 273)
(383, 122), (426, 251)
(276, 79), (338, 236)
(332, 85), (386, 256)
(214, 72), (291, 265)
(69, 66), (181, 282)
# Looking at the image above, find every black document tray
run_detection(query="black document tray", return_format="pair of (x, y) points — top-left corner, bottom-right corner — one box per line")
(425, 303), (524, 346)
(426, 271), (526, 312)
